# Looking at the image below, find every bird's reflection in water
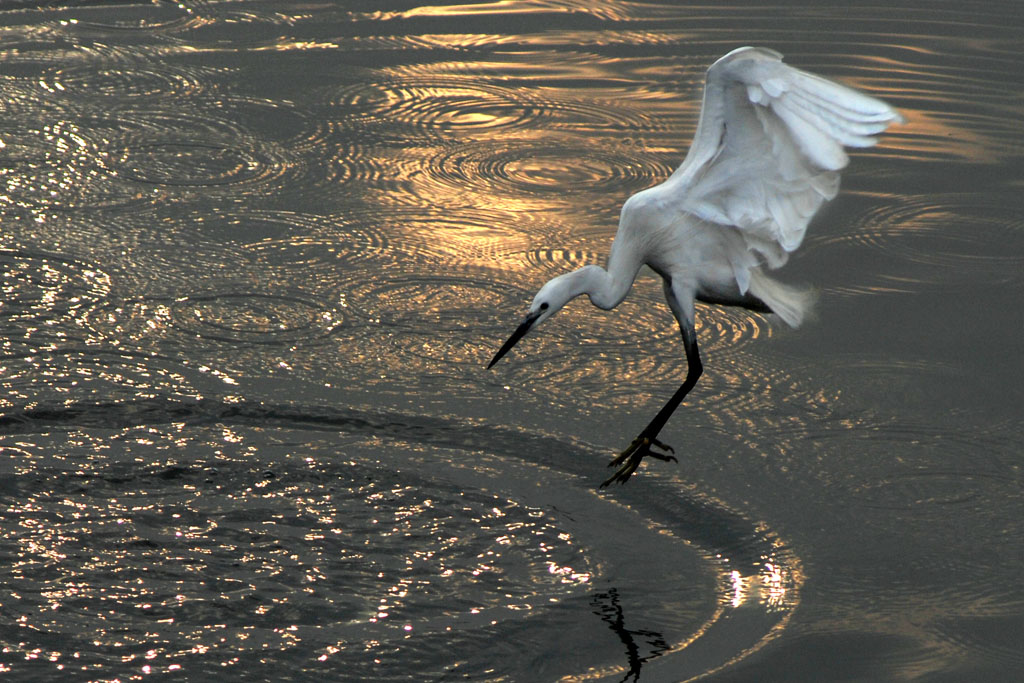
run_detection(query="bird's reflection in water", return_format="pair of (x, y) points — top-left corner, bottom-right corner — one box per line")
(591, 587), (672, 682)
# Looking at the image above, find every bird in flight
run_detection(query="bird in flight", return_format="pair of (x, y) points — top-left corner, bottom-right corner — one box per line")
(488, 47), (903, 486)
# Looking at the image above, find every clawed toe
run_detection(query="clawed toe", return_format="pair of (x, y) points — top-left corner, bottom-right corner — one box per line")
(646, 450), (677, 463)
(600, 457), (640, 487)
(646, 438), (677, 462)
(652, 438), (674, 454)
(600, 434), (678, 487)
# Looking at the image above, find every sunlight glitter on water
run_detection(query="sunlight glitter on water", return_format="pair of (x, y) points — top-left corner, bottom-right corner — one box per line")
(1, 0), (1023, 680)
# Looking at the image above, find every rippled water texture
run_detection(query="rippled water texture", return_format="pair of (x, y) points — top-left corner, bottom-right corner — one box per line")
(1, 1), (1023, 681)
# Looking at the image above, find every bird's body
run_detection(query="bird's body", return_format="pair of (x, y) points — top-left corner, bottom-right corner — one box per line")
(488, 47), (903, 485)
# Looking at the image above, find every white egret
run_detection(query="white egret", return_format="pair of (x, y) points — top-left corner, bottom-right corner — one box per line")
(488, 47), (904, 486)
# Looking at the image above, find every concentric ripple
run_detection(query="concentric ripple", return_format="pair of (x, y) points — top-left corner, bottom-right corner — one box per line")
(376, 206), (575, 267)
(335, 271), (534, 377)
(244, 205), (574, 295)
(216, 97), (330, 152)
(749, 354), (1024, 525)
(66, 208), (255, 297)
(317, 132), (412, 190)
(41, 62), (208, 101)
(331, 78), (545, 136)
(854, 469), (1014, 512)
(1, 106), (293, 212)
(0, 119), (147, 211)
(112, 142), (273, 187)
(0, 249), (111, 323)
(330, 70), (656, 139)
(78, 108), (297, 200)
(243, 213), (396, 288)
(485, 282), (777, 411)
(47, 0), (208, 33)
(0, 402), (801, 681)
(345, 273), (528, 331)
(819, 423), (1020, 526)
(169, 291), (344, 345)
(81, 299), (175, 348)
(348, 1), (645, 23)
(0, 350), (216, 409)
(818, 193), (1024, 293)
(4, 1), (1023, 680)
(422, 139), (673, 200)
(191, 208), (332, 244)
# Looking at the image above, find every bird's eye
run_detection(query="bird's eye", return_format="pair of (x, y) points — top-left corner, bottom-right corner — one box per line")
(539, 302), (549, 310)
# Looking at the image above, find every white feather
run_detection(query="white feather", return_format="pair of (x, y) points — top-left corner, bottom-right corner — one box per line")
(494, 48), (903, 485)
(669, 46), (904, 264)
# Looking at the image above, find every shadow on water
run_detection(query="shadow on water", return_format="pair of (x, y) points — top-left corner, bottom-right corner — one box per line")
(0, 396), (800, 572)
(0, 396), (800, 680)
(592, 588), (672, 683)
(2, 0), (1024, 680)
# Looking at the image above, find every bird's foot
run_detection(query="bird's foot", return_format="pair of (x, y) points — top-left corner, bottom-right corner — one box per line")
(600, 433), (676, 487)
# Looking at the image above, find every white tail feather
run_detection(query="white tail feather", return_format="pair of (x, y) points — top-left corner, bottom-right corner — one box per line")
(748, 268), (817, 328)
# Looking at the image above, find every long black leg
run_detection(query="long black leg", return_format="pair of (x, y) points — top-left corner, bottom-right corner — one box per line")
(641, 314), (702, 438)
(601, 283), (703, 486)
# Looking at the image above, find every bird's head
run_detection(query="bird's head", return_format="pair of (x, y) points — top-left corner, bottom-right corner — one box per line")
(487, 267), (598, 369)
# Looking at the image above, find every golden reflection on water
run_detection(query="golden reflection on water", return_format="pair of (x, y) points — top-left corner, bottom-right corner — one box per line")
(357, 0), (628, 22)
(720, 535), (802, 613)
(320, 46), (786, 413)
(6, 0), (1024, 679)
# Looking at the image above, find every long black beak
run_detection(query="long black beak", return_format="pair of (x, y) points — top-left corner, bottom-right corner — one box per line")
(488, 311), (540, 369)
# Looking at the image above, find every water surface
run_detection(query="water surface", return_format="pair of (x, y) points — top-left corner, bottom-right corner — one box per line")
(1, 1), (1022, 680)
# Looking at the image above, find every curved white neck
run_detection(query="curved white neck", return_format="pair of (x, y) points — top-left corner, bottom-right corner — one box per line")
(582, 242), (642, 310)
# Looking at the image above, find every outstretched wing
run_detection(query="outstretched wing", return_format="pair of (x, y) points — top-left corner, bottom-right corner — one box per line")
(670, 47), (903, 271)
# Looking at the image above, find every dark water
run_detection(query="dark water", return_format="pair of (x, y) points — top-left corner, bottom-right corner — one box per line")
(1, 1), (1022, 680)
